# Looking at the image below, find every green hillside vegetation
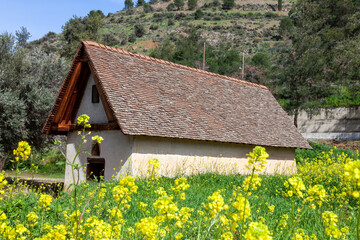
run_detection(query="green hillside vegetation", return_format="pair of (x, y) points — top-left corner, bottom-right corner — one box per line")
(1, 0), (359, 159)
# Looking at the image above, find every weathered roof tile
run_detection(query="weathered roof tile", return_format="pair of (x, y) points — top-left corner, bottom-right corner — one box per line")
(43, 41), (310, 149)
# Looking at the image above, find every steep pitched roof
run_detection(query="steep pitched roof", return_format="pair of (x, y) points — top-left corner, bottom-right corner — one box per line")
(43, 41), (311, 149)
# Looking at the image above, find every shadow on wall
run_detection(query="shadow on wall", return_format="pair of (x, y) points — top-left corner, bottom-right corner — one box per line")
(294, 106), (360, 141)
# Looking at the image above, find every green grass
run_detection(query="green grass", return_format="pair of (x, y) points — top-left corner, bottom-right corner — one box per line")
(2, 173), (356, 239)
(295, 141), (360, 164)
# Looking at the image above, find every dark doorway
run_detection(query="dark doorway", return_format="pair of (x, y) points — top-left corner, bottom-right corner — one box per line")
(86, 158), (105, 181)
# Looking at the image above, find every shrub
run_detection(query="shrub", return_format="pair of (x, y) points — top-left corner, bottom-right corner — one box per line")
(167, 2), (177, 11)
(222, 0), (235, 10)
(128, 33), (137, 42)
(194, 9), (204, 19)
(168, 19), (175, 26)
(149, 24), (159, 30)
(134, 24), (146, 37)
(188, 0), (197, 10)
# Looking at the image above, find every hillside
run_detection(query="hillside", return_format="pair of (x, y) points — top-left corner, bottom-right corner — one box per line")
(30, 0), (290, 56)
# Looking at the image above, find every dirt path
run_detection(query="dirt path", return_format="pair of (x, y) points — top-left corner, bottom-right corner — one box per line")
(4, 173), (64, 183)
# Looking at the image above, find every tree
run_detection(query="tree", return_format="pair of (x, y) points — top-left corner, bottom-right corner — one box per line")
(278, 0), (282, 11)
(61, 11), (105, 59)
(188, 0), (197, 10)
(0, 33), (68, 166)
(137, 0), (145, 6)
(222, 0), (235, 10)
(194, 9), (204, 19)
(270, 0), (360, 126)
(174, 0), (185, 10)
(124, 0), (134, 9)
(15, 27), (31, 47)
(134, 24), (146, 37)
(86, 10), (105, 41)
(143, 3), (153, 13)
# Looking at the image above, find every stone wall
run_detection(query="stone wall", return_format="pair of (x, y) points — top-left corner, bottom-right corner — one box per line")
(296, 106), (360, 140)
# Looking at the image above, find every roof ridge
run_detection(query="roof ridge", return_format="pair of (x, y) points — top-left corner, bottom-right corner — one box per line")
(82, 41), (268, 90)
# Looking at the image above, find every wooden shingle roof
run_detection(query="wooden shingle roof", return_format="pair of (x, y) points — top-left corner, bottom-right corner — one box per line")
(43, 41), (311, 149)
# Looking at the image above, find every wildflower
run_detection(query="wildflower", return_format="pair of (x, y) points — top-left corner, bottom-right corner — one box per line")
(229, 192), (251, 231)
(243, 174), (262, 192)
(221, 231), (233, 240)
(268, 205), (275, 213)
(112, 176), (138, 207)
(205, 190), (228, 218)
(13, 141), (31, 161)
(305, 185), (326, 208)
(26, 212), (39, 228)
(153, 196), (178, 220)
(175, 232), (183, 239)
(0, 173), (8, 200)
(155, 187), (167, 196)
(284, 177), (306, 198)
(245, 146), (269, 172)
(244, 221), (272, 240)
(37, 224), (68, 240)
(84, 216), (112, 239)
(91, 135), (104, 143)
(322, 211), (342, 239)
(343, 160), (360, 197)
(77, 114), (91, 128)
(135, 217), (158, 240)
(148, 158), (160, 179)
(137, 202), (148, 211)
(38, 194), (52, 210)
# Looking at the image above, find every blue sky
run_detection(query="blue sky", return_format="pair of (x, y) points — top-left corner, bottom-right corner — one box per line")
(0, 0), (125, 41)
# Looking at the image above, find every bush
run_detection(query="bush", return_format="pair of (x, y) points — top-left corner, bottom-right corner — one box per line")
(168, 19), (175, 26)
(167, 2), (177, 11)
(128, 33), (137, 42)
(194, 9), (204, 19)
(264, 11), (278, 18)
(222, 0), (235, 10)
(188, 0), (197, 10)
(134, 24), (146, 37)
(149, 24), (159, 30)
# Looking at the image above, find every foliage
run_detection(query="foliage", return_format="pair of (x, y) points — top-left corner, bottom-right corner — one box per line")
(137, 0), (145, 7)
(134, 24), (146, 38)
(0, 32), (68, 167)
(295, 141), (360, 164)
(61, 10), (105, 59)
(187, 0), (197, 10)
(151, 27), (241, 76)
(124, 0), (134, 9)
(174, 0), (185, 10)
(270, 0), (360, 122)
(278, 0), (282, 11)
(15, 27), (31, 48)
(194, 9), (203, 19)
(143, 3), (153, 13)
(222, 0), (235, 10)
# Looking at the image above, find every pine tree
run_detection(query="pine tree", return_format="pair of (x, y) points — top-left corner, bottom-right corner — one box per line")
(124, 0), (134, 9)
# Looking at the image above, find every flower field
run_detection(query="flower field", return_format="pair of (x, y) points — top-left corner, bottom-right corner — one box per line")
(0, 116), (360, 239)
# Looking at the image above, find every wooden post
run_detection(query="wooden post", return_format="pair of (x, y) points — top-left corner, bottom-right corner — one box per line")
(241, 52), (245, 79)
(203, 41), (206, 70)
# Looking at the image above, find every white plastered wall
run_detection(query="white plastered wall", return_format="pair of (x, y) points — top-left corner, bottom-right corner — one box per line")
(65, 130), (133, 188)
(75, 74), (108, 124)
(65, 73), (133, 188)
(130, 136), (296, 178)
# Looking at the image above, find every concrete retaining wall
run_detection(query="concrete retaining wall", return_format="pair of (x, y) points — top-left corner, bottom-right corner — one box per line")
(296, 106), (360, 140)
